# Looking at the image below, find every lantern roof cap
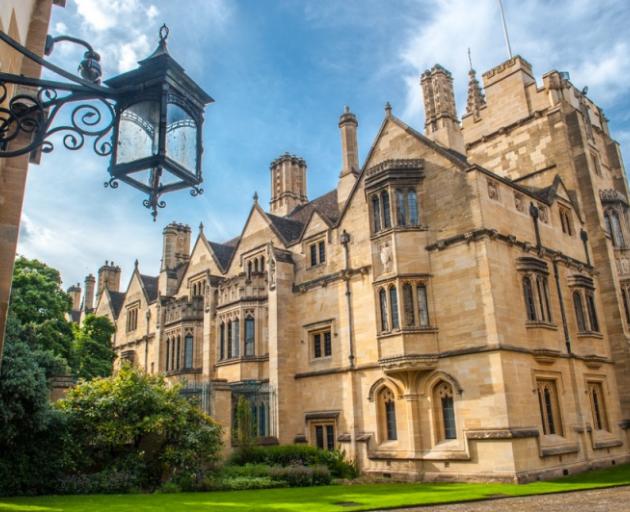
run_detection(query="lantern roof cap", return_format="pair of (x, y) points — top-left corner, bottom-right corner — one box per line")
(104, 24), (213, 106)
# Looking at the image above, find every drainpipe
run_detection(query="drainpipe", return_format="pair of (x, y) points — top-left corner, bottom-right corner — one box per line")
(580, 229), (591, 266)
(340, 230), (360, 469)
(145, 309), (151, 371)
(529, 202), (541, 250)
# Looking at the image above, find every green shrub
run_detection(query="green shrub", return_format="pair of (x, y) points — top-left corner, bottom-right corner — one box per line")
(269, 465), (313, 487)
(311, 464), (333, 485)
(158, 482), (182, 494)
(56, 468), (143, 495)
(229, 444), (357, 478)
(221, 464), (271, 478)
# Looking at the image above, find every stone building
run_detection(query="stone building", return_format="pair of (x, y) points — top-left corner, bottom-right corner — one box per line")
(0, 0), (65, 364)
(79, 54), (630, 482)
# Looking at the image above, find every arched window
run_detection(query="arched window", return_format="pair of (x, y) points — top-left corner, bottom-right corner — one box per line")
(254, 258), (259, 273)
(371, 195), (381, 232)
(536, 379), (562, 436)
(379, 288), (388, 331)
(219, 322), (225, 360)
(245, 316), (255, 356)
(184, 334), (194, 369)
(166, 338), (171, 371)
(176, 336), (181, 370)
(389, 286), (400, 329)
(408, 190), (419, 225)
(403, 283), (415, 326)
(573, 292), (586, 332)
(434, 381), (456, 441)
(588, 382), (608, 431)
(607, 210), (625, 248)
(247, 260), (252, 278)
(260, 256), (265, 273)
(381, 190), (391, 229)
(523, 276), (537, 321)
(536, 275), (552, 322)
(258, 403), (267, 436)
(380, 387), (397, 441)
(232, 318), (240, 357)
(396, 189), (407, 226)
(586, 292), (599, 332)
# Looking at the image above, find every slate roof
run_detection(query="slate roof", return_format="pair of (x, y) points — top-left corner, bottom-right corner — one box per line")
(267, 213), (305, 243)
(109, 291), (126, 318)
(209, 241), (238, 269)
(288, 189), (340, 225)
(140, 274), (159, 302)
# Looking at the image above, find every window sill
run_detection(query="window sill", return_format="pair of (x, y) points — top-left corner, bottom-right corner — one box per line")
(525, 321), (558, 331)
(165, 368), (202, 376)
(215, 354), (269, 366)
(539, 436), (579, 457)
(577, 331), (603, 339)
(370, 225), (429, 239)
(310, 355), (333, 363)
(378, 327), (437, 339)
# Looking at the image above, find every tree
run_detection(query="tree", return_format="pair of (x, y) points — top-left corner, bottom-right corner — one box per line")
(0, 333), (70, 496)
(57, 365), (223, 488)
(8, 256), (75, 371)
(73, 314), (116, 380)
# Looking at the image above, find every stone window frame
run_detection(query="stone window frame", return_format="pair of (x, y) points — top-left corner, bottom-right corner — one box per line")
(377, 385), (399, 444)
(559, 206), (574, 236)
(586, 379), (610, 432)
(535, 377), (564, 437)
(304, 319), (336, 363)
(424, 372), (462, 447)
(369, 183), (422, 236)
(433, 380), (457, 442)
(568, 275), (600, 335)
(518, 258), (553, 326)
(217, 310), (243, 361)
(125, 301), (140, 332)
(308, 419), (336, 451)
(164, 329), (182, 372)
(376, 277), (433, 335)
(604, 207), (626, 248)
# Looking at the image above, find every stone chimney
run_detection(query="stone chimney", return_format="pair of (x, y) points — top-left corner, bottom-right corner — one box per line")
(97, 260), (121, 298)
(161, 222), (191, 271)
(269, 153), (308, 216)
(420, 64), (465, 154)
(83, 274), (95, 312)
(67, 283), (81, 312)
(337, 106), (359, 207)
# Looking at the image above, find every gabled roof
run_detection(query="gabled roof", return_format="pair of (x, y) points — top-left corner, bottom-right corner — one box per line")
(208, 240), (238, 270)
(140, 274), (159, 302)
(266, 214), (304, 244)
(288, 189), (340, 226)
(109, 291), (126, 318)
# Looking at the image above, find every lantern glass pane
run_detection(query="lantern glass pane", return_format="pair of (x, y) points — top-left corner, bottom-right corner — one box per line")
(116, 101), (160, 164)
(166, 103), (197, 174)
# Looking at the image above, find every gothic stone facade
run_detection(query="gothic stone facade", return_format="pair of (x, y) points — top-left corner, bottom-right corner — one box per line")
(76, 55), (630, 482)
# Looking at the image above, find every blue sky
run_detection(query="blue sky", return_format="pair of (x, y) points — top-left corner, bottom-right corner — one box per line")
(17, 0), (630, 290)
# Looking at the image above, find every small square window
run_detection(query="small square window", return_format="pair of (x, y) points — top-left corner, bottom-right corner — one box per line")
(308, 240), (326, 267)
(311, 328), (332, 359)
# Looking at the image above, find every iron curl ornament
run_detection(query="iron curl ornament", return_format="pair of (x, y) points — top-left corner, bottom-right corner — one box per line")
(0, 25), (213, 220)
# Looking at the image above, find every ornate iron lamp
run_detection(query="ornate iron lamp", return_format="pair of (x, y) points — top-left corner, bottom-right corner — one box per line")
(0, 24), (213, 220)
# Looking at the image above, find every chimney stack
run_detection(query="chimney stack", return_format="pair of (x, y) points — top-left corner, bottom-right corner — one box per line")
(269, 153), (308, 216)
(420, 64), (465, 154)
(337, 106), (359, 206)
(83, 274), (95, 312)
(67, 283), (82, 312)
(161, 222), (191, 271)
(97, 260), (122, 298)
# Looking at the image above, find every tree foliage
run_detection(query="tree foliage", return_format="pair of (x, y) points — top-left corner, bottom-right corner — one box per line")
(73, 314), (116, 380)
(57, 365), (223, 488)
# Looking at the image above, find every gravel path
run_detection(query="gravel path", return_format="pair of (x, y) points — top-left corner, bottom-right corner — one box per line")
(377, 485), (630, 512)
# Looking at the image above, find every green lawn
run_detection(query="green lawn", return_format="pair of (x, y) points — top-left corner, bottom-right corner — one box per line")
(1, 464), (629, 512)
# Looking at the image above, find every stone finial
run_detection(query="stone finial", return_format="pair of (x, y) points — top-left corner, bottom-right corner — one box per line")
(134, 258), (139, 269)
(385, 102), (392, 116)
(465, 49), (486, 118)
(253, 191), (259, 204)
(199, 221), (204, 233)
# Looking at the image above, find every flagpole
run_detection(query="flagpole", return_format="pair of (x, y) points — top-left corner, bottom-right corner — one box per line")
(497, 0), (513, 59)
